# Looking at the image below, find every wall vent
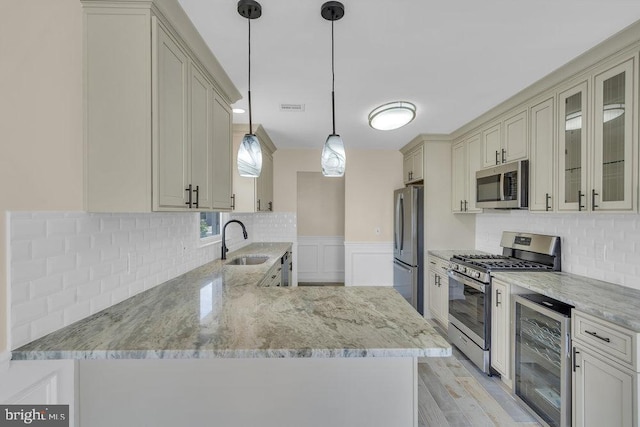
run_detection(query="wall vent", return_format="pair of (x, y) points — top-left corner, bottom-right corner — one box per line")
(280, 103), (305, 112)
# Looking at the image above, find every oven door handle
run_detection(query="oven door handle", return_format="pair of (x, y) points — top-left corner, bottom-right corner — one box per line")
(447, 270), (486, 292)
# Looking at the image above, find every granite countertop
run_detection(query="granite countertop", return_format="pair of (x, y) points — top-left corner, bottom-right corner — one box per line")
(492, 271), (640, 332)
(428, 249), (490, 261)
(13, 242), (450, 360)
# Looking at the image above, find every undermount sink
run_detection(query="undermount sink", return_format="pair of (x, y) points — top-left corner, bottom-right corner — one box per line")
(226, 256), (269, 266)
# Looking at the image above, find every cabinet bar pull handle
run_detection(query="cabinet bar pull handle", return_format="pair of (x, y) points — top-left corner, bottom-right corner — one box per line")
(185, 184), (193, 208)
(268, 201), (273, 211)
(545, 193), (551, 211)
(572, 347), (580, 372)
(501, 148), (506, 163)
(193, 185), (199, 208)
(495, 150), (499, 165)
(585, 330), (610, 342)
(592, 189), (599, 210)
(578, 191), (585, 211)
(464, 200), (468, 211)
(495, 289), (501, 307)
(257, 199), (261, 211)
(460, 200), (463, 212)
(231, 194), (236, 210)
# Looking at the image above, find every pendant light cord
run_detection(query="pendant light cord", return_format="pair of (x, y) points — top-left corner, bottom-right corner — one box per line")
(331, 19), (336, 135)
(248, 17), (253, 135)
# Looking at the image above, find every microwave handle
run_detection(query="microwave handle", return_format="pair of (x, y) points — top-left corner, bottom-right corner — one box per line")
(499, 173), (505, 201)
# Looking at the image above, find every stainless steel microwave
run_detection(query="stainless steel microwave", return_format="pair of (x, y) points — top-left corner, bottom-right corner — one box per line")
(475, 160), (528, 209)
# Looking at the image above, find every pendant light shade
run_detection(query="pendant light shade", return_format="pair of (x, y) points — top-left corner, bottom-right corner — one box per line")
(238, 134), (263, 177)
(321, 134), (346, 176)
(237, 0), (262, 178)
(321, 1), (346, 177)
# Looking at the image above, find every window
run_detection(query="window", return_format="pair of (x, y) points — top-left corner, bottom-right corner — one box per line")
(200, 212), (220, 240)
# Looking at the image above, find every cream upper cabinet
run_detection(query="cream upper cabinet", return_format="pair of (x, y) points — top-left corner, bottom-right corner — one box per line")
(154, 24), (190, 210)
(482, 122), (502, 168)
(403, 145), (424, 184)
(83, 3), (238, 212)
(592, 58), (637, 212)
(529, 97), (556, 212)
(232, 124), (276, 212)
(211, 92), (233, 210)
(451, 133), (481, 213)
(481, 110), (528, 169)
(558, 81), (589, 212)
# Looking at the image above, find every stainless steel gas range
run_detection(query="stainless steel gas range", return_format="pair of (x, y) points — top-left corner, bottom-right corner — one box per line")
(447, 231), (561, 374)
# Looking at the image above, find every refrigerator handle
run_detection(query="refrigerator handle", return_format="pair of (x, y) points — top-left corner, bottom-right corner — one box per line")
(399, 195), (404, 252)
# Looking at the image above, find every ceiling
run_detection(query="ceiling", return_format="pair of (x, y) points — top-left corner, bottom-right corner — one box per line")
(179, 0), (640, 150)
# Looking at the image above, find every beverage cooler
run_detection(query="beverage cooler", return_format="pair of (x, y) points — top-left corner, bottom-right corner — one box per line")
(513, 294), (573, 427)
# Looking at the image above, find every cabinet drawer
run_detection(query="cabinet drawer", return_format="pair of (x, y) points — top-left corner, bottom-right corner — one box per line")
(573, 310), (638, 370)
(428, 256), (449, 274)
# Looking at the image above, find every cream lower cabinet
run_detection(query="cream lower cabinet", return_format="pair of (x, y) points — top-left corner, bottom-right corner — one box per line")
(490, 278), (511, 380)
(451, 133), (481, 213)
(427, 256), (449, 327)
(572, 310), (639, 427)
(232, 124), (276, 212)
(84, 3), (237, 212)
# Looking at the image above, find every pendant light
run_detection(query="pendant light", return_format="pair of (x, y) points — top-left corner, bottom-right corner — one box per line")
(237, 0), (263, 178)
(321, 1), (346, 177)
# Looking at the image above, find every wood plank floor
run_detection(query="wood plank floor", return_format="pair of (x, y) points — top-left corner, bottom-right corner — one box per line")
(418, 322), (541, 427)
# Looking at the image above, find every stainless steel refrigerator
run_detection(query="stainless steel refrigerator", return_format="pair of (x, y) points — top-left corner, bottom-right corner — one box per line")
(393, 186), (424, 315)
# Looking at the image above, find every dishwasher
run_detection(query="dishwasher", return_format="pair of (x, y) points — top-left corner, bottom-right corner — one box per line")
(513, 294), (573, 427)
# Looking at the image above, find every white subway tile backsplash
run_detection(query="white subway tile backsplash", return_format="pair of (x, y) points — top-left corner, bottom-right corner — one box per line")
(10, 211), (297, 349)
(476, 212), (640, 290)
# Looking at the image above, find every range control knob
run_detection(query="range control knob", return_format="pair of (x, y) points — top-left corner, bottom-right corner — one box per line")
(461, 267), (467, 273)
(448, 263), (454, 270)
(474, 271), (481, 279)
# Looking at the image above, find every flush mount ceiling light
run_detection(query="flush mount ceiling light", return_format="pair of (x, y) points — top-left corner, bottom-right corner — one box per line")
(368, 101), (416, 131)
(236, 0), (263, 178)
(232, 107), (246, 114)
(320, 1), (346, 178)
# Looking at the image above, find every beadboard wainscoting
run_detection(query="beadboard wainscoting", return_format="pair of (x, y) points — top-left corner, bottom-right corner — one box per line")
(297, 236), (344, 283)
(476, 211), (640, 289)
(344, 242), (394, 287)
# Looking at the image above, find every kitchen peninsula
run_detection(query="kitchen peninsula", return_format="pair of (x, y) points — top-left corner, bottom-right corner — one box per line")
(13, 243), (450, 427)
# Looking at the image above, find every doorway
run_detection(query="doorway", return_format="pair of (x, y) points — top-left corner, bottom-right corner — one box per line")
(296, 172), (345, 285)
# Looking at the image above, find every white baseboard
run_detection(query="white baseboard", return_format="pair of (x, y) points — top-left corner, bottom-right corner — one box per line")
(344, 242), (393, 287)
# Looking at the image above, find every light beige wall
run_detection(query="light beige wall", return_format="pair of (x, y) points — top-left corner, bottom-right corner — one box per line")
(0, 0), (84, 353)
(344, 150), (403, 242)
(273, 149), (322, 212)
(296, 172), (345, 236)
(273, 149), (403, 242)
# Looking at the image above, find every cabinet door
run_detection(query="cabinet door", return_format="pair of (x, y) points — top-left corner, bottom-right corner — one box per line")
(490, 280), (510, 378)
(211, 91), (233, 210)
(403, 154), (413, 183)
(592, 58), (636, 211)
(451, 141), (466, 213)
(482, 122), (502, 168)
(428, 270), (443, 325)
(558, 81), (589, 212)
(411, 145), (424, 181)
(466, 133), (482, 213)
(529, 98), (555, 212)
(155, 25), (189, 210)
(503, 110), (528, 163)
(573, 345), (635, 427)
(438, 272), (449, 328)
(189, 63), (213, 210)
(263, 152), (274, 211)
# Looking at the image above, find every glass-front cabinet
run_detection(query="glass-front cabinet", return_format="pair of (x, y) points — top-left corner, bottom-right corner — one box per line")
(592, 58), (635, 211)
(558, 81), (589, 211)
(557, 56), (637, 212)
